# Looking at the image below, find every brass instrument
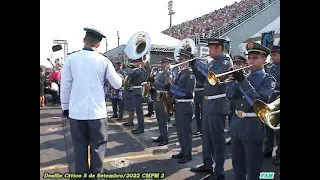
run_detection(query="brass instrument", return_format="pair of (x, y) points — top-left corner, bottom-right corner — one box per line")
(161, 66), (175, 116)
(124, 31), (151, 93)
(207, 62), (271, 86)
(166, 38), (202, 70)
(253, 96), (280, 130)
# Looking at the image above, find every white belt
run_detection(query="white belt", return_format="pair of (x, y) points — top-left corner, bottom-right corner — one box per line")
(194, 88), (204, 91)
(235, 110), (257, 118)
(204, 93), (226, 100)
(156, 90), (166, 93)
(132, 86), (142, 89)
(175, 99), (194, 103)
(274, 90), (280, 93)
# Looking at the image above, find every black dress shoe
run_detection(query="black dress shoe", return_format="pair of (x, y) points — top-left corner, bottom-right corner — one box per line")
(158, 139), (168, 146)
(178, 155), (192, 163)
(208, 173), (225, 180)
(152, 137), (162, 143)
(144, 113), (154, 117)
(190, 165), (213, 173)
(263, 150), (273, 158)
(171, 152), (184, 159)
(116, 117), (123, 121)
(272, 157), (280, 165)
(110, 115), (118, 119)
(132, 128), (144, 134)
(123, 122), (134, 126)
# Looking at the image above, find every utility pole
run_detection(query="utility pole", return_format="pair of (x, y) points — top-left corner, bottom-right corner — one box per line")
(167, 0), (175, 28)
(117, 31), (120, 47)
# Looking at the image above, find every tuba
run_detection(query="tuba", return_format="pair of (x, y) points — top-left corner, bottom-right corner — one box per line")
(253, 96), (280, 130)
(124, 31), (151, 94)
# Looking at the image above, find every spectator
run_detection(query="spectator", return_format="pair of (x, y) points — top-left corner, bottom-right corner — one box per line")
(50, 79), (59, 105)
(40, 67), (46, 107)
(162, 0), (263, 40)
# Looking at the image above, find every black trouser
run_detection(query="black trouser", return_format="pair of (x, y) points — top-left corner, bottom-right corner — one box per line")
(51, 90), (59, 104)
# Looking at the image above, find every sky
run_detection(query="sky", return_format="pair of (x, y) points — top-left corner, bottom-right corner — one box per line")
(40, 0), (240, 67)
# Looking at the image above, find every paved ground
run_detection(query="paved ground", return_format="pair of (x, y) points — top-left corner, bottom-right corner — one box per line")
(40, 103), (280, 180)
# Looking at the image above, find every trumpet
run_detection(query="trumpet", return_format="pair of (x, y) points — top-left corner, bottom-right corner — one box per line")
(207, 62), (270, 86)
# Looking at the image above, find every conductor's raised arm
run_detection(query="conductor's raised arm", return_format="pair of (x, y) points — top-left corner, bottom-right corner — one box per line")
(105, 58), (122, 89)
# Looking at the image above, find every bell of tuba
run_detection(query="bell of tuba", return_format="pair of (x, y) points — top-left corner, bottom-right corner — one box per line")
(173, 38), (197, 62)
(253, 96), (280, 130)
(124, 31), (151, 63)
(123, 31), (151, 92)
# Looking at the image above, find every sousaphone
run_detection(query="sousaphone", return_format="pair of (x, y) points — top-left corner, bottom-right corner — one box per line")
(173, 38), (196, 62)
(124, 31), (152, 94)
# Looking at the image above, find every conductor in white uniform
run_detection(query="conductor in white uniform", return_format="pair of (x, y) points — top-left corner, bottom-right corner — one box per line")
(60, 27), (122, 177)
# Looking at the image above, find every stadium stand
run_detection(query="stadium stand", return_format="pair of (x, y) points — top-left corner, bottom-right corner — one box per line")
(162, 0), (264, 40)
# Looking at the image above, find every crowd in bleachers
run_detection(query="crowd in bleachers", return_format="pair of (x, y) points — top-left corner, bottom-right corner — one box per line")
(162, 0), (264, 40)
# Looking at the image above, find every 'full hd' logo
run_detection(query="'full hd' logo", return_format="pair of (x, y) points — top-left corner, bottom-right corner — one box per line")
(259, 172), (275, 179)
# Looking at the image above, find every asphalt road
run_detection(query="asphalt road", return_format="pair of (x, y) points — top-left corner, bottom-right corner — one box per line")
(40, 103), (280, 180)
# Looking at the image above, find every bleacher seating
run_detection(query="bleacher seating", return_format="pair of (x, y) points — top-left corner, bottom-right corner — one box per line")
(162, 0), (263, 40)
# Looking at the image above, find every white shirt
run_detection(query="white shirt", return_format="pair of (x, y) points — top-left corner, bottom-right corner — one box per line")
(60, 50), (122, 120)
(50, 82), (59, 92)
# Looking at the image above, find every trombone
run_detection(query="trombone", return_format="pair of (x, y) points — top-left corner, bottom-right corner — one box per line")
(207, 62), (271, 86)
(165, 55), (208, 70)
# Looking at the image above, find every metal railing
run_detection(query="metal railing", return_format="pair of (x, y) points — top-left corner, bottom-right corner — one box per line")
(194, 0), (279, 44)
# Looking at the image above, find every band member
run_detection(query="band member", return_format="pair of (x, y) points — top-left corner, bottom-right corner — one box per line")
(193, 58), (206, 136)
(227, 42), (275, 180)
(264, 45), (280, 165)
(150, 57), (174, 146)
(190, 38), (231, 180)
(145, 67), (157, 117)
(126, 58), (147, 134)
(123, 66), (135, 127)
(165, 49), (196, 163)
(60, 27), (122, 176)
(226, 55), (247, 145)
(110, 61), (125, 120)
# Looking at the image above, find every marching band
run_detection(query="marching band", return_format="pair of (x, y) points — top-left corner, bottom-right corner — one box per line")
(61, 28), (280, 180)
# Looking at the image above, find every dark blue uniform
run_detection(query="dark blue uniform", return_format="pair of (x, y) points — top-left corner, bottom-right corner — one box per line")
(190, 38), (231, 179)
(227, 55), (248, 127)
(264, 45), (280, 163)
(153, 69), (172, 144)
(169, 68), (196, 162)
(123, 68), (135, 112)
(127, 67), (146, 133)
(110, 69), (126, 119)
(193, 59), (207, 134)
(228, 42), (276, 180)
(168, 49), (196, 163)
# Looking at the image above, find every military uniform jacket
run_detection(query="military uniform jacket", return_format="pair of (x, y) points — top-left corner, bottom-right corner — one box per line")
(226, 69), (275, 142)
(193, 54), (231, 114)
(266, 63), (280, 102)
(127, 67), (146, 96)
(169, 68), (196, 114)
(154, 70), (172, 91)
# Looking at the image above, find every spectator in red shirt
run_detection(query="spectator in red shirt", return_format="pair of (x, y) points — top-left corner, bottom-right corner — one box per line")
(49, 68), (61, 82)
